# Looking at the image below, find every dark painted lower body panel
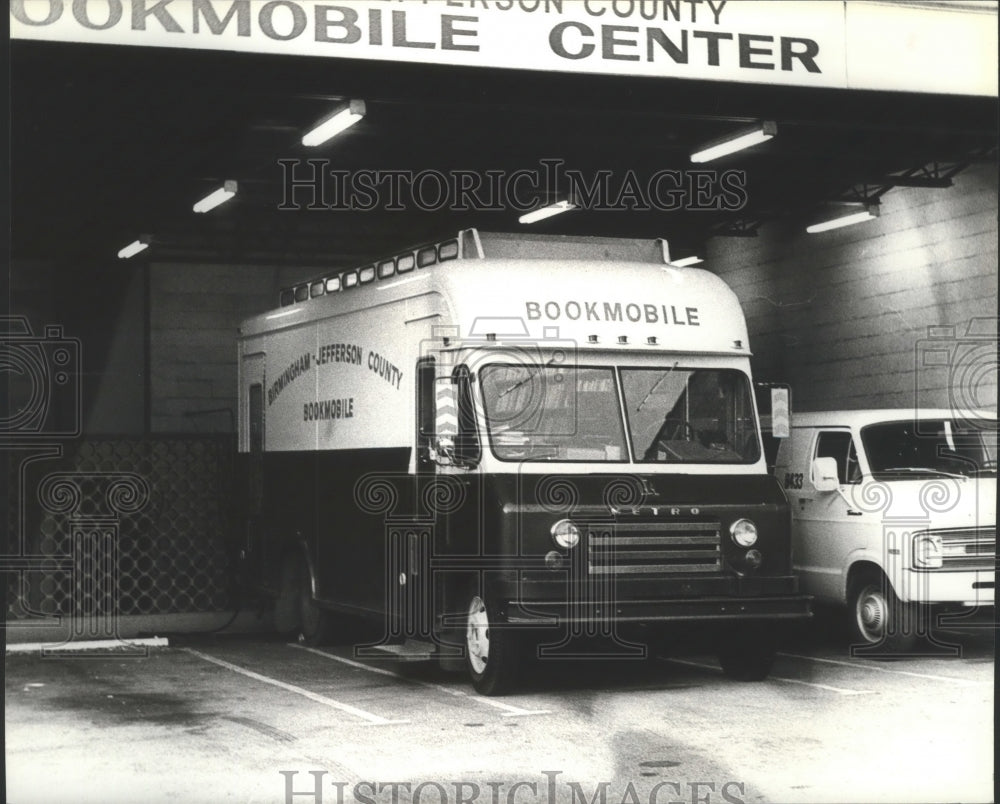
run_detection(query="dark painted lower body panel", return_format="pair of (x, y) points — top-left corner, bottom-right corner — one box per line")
(506, 595), (812, 624)
(237, 450), (811, 635)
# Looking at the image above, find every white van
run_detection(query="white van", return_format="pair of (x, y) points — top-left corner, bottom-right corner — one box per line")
(774, 409), (996, 650)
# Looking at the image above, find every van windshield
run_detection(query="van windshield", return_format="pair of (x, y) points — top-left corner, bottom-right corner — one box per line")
(862, 419), (998, 478)
(478, 364), (759, 464)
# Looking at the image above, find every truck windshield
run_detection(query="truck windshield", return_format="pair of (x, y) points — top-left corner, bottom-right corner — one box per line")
(478, 364), (759, 464)
(479, 365), (628, 462)
(622, 368), (760, 464)
(862, 419), (998, 478)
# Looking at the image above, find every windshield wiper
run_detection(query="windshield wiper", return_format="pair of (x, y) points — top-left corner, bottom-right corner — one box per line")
(498, 356), (556, 400)
(879, 467), (969, 480)
(636, 361), (678, 412)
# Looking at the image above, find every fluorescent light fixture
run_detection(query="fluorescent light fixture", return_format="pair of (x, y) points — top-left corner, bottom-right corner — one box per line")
(691, 121), (777, 163)
(193, 180), (237, 213)
(518, 199), (576, 225)
(671, 256), (703, 267)
(117, 236), (150, 259)
(302, 99), (366, 147)
(806, 204), (880, 234)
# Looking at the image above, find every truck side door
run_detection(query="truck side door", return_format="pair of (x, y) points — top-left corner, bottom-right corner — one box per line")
(240, 352), (267, 586)
(790, 429), (865, 602)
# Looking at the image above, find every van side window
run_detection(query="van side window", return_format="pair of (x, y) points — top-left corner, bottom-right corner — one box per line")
(815, 431), (862, 485)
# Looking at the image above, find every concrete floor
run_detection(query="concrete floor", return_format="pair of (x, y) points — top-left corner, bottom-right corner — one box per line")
(5, 615), (994, 804)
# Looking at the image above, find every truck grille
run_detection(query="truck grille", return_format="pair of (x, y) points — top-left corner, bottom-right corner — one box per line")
(937, 527), (996, 571)
(587, 522), (721, 576)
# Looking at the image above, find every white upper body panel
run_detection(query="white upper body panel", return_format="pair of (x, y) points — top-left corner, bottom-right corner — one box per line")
(238, 236), (760, 468)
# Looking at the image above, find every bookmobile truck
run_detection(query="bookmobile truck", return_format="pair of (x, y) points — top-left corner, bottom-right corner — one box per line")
(236, 230), (811, 694)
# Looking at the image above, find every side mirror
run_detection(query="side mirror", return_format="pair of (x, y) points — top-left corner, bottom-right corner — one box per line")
(811, 456), (840, 492)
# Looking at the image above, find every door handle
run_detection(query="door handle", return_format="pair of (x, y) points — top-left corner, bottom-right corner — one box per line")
(847, 510), (862, 516)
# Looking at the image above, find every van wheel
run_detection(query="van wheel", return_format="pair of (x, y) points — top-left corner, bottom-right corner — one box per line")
(717, 625), (776, 681)
(465, 595), (521, 696)
(290, 553), (335, 646)
(850, 576), (917, 652)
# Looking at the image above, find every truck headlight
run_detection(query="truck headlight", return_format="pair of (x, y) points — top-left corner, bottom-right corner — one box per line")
(730, 518), (758, 547)
(551, 519), (581, 549)
(913, 533), (943, 569)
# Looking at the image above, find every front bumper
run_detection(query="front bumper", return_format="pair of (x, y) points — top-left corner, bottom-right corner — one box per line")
(898, 568), (996, 605)
(504, 595), (813, 624)
(496, 574), (812, 624)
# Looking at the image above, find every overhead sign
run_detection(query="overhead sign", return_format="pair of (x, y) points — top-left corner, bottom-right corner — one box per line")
(10, 0), (998, 96)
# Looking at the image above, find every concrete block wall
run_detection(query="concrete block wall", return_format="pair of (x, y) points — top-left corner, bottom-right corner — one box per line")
(706, 163), (998, 414)
(149, 263), (309, 433)
(10, 259), (146, 435)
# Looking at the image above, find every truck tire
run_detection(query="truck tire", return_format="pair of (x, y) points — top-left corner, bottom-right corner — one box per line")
(465, 595), (521, 696)
(289, 552), (336, 646)
(273, 554), (300, 636)
(717, 625), (777, 681)
(849, 575), (917, 653)
(435, 627), (467, 674)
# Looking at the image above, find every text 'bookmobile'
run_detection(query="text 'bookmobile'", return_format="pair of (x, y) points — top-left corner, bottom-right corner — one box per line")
(236, 230), (811, 694)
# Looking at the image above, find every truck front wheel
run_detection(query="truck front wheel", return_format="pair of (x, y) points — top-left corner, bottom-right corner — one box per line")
(849, 576), (917, 652)
(465, 595), (521, 696)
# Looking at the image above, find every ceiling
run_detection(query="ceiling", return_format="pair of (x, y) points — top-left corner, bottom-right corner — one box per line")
(10, 39), (998, 271)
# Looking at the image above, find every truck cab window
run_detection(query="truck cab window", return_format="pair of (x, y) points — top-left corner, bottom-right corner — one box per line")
(454, 364), (481, 465)
(815, 431), (861, 485)
(416, 358), (435, 468)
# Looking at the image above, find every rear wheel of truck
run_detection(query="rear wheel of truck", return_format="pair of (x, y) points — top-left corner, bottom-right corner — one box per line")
(273, 555), (300, 636)
(465, 595), (521, 696)
(716, 625), (777, 681)
(278, 552), (336, 646)
(849, 575), (917, 653)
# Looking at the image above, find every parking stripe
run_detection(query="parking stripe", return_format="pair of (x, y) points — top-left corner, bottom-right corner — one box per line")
(6, 637), (169, 654)
(290, 643), (551, 717)
(182, 648), (407, 726)
(665, 658), (875, 695)
(778, 652), (992, 686)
